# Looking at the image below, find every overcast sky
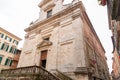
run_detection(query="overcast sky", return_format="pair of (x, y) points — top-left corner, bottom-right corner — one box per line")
(0, 0), (113, 72)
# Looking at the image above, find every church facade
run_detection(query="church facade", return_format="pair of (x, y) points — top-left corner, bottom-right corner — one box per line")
(18, 0), (109, 80)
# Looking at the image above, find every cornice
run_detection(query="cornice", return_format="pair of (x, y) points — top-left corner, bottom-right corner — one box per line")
(43, 3), (55, 11)
(0, 27), (22, 41)
(24, 1), (85, 32)
(83, 11), (106, 53)
(38, 0), (52, 8)
(37, 40), (52, 48)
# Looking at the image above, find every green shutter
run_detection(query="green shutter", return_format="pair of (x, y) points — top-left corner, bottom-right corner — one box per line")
(9, 47), (12, 53)
(13, 40), (15, 43)
(1, 34), (4, 38)
(5, 59), (8, 65)
(6, 45), (9, 52)
(16, 41), (18, 45)
(10, 60), (12, 66)
(12, 48), (15, 54)
(1, 43), (5, 50)
(0, 57), (3, 63)
(10, 38), (12, 42)
(14, 49), (17, 54)
(5, 36), (7, 39)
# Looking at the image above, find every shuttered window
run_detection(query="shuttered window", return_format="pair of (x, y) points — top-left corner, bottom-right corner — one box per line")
(10, 60), (12, 66)
(9, 47), (16, 54)
(13, 40), (19, 45)
(5, 36), (7, 39)
(0, 33), (4, 38)
(9, 47), (13, 53)
(5, 59), (8, 65)
(6, 45), (9, 51)
(0, 43), (10, 52)
(5, 36), (12, 42)
(10, 38), (12, 42)
(1, 43), (5, 50)
(14, 49), (17, 54)
(5, 58), (12, 66)
(0, 56), (3, 64)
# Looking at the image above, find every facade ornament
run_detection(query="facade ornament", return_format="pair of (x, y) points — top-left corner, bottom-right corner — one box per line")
(36, 30), (41, 34)
(53, 22), (60, 28)
(37, 40), (52, 48)
(72, 13), (81, 20)
(29, 21), (34, 25)
(72, 0), (80, 4)
(25, 35), (29, 39)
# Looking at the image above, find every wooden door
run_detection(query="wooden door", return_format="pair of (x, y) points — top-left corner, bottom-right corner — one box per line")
(40, 50), (48, 68)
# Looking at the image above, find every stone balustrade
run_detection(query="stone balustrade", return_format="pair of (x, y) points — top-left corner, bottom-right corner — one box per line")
(0, 66), (60, 80)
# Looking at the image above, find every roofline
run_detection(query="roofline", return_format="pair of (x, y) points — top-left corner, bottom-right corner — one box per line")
(25, 1), (84, 32)
(0, 27), (22, 41)
(83, 11), (106, 53)
(24, 1), (105, 53)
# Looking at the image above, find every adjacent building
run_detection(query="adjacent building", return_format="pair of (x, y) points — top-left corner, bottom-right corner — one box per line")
(11, 49), (21, 69)
(99, 0), (120, 79)
(0, 27), (21, 70)
(17, 0), (109, 80)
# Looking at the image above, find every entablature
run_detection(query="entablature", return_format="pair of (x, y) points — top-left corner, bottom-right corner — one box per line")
(39, 0), (55, 12)
(25, 2), (84, 33)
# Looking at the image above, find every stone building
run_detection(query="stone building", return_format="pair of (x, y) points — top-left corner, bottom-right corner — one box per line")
(11, 49), (21, 69)
(0, 27), (21, 70)
(99, 0), (120, 79)
(18, 0), (109, 80)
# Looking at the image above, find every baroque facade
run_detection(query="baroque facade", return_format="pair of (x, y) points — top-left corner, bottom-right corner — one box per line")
(0, 27), (21, 70)
(18, 0), (109, 80)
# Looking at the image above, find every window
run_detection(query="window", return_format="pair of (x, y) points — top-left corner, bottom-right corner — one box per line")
(0, 33), (4, 38)
(9, 47), (14, 53)
(5, 36), (12, 42)
(44, 37), (49, 41)
(13, 49), (17, 54)
(4, 58), (12, 66)
(9, 46), (16, 54)
(0, 43), (4, 50)
(0, 56), (3, 64)
(0, 43), (9, 52)
(47, 10), (52, 18)
(13, 40), (18, 45)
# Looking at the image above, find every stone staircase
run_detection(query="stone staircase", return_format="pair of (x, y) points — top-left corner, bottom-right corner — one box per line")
(54, 70), (73, 80)
(0, 66), (73, 80)
(0, 66), (60, 80)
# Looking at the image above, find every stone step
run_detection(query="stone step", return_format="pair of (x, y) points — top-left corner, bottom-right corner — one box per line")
(0, 66), (60, 80)
(54, 70), (73, 80)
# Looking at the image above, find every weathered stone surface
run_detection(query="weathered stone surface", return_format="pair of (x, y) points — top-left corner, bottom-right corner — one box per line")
(17, 0), (109, 80)
(0, 66), (60, 80)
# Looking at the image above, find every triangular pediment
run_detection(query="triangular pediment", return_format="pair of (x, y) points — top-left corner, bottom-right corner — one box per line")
(37, 40), (52, 48)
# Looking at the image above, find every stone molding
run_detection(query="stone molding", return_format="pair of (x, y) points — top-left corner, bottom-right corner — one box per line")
(37, 40), (52, 48)
(38, 0), (52, 8)
(24, 2), (84, 32)
(83, 11), (105, 53)
(0, 27), (22, 41)
(74, 67), (90, 74)
(43, 4), (55, 12)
